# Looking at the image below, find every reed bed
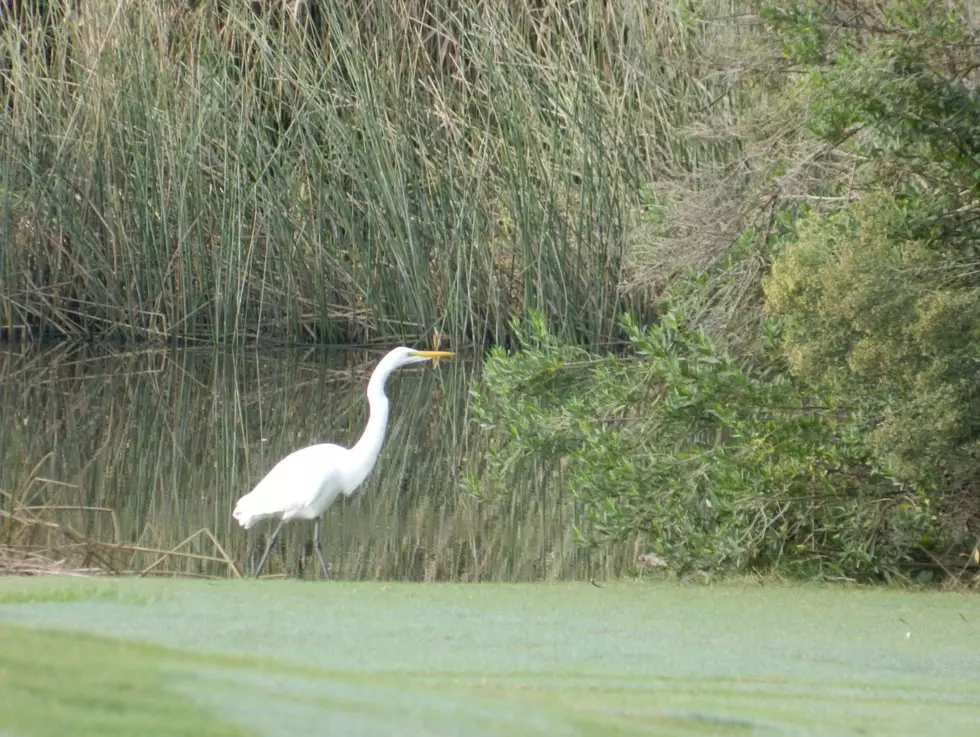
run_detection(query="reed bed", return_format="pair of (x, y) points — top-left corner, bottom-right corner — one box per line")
(0, 343), (639, 580)
(0, 0), (745, 347)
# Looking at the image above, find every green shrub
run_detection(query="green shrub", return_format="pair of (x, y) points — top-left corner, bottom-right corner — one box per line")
(470, 308), (938, 580)
(760, 0), (980, 529)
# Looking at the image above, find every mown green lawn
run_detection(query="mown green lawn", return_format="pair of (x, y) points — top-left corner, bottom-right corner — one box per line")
(1, 578), (977, 736)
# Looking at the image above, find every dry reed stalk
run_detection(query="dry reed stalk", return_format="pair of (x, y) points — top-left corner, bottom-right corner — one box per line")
(136, 527), (242, 579)
(0, 547), (103, 577)
(0, 494), (240, 578)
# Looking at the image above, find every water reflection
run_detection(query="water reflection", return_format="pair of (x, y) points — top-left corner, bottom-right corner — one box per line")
(0, 343), (619, 580)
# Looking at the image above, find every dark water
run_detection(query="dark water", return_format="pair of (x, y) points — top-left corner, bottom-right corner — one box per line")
(0, 343), (621, 580)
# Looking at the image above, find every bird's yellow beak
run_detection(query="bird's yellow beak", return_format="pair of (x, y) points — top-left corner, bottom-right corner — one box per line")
(412, 349), (454, 367)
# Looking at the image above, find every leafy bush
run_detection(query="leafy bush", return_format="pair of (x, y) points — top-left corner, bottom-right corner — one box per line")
(760, 0), (980, 529)
(765, 194), (980, 489)
(470, 308), (937, 580)
(470, 1), (979, 582)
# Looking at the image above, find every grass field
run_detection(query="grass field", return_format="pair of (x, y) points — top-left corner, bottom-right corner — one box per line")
(1, 577), (978, 736)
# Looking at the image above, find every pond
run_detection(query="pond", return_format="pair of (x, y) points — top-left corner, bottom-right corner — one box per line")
(0, 343), (627, 581)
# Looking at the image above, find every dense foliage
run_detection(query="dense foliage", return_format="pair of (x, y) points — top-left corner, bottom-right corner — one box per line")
(471, 0), (980, 581)
(471, 309), (937, 580)
(0, 0), (735, 345)
(762, 0), (980, 498)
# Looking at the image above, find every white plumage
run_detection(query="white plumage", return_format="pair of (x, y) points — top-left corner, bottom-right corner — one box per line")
(232, 444), (353, 529)
(233, 346), (453, 578)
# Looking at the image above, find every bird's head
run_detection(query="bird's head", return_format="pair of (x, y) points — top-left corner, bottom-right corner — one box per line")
(367, 347), (455, 395)
(384, 346), (455, 370)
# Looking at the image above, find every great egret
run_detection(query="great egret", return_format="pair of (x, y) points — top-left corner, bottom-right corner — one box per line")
(232, 346), (454, 579)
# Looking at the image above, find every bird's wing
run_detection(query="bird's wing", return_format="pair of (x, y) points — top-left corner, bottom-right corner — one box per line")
(233, 443), (348, 525)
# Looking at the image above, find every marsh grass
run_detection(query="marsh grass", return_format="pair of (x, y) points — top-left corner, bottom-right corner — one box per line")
(0, 343), (637, 579)
(0, 0), (744, 346)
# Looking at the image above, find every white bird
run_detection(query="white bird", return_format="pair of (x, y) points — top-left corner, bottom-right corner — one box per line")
(232, 346), (454, 579)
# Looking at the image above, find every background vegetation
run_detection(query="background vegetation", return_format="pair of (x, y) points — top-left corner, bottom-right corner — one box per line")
(470, 0), (980, 582)
(2, 0), (978, 582)
(0, 0), (741, 345)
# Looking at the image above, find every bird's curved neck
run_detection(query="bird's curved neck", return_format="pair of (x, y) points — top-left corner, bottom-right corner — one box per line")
(348, 368), (392, 488)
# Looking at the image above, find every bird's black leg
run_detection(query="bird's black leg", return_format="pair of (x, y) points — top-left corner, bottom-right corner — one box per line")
(313, 517), (332, 581)
(252, 518), (285, 579)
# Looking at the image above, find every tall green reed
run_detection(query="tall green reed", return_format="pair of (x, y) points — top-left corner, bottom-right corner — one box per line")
(0, 0), (744, 346)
